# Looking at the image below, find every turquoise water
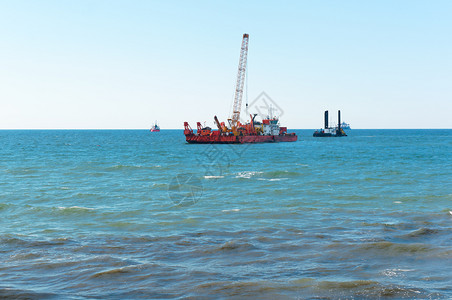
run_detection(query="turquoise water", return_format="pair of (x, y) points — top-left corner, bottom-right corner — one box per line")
(1, 129), (451, 298)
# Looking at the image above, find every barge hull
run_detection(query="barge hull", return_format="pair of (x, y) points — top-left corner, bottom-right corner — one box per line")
(185, 134), (297, 144)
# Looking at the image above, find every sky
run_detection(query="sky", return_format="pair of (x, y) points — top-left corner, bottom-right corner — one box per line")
(0, 0), (451, 129)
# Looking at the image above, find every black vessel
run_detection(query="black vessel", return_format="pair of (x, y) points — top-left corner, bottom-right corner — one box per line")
(313, 110), (347, 137)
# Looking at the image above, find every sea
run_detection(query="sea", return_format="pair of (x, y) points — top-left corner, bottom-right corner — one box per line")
(0, 129), (451, 299)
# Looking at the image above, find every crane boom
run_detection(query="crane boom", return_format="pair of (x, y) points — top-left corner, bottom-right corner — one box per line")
(231, 33), (249, 130)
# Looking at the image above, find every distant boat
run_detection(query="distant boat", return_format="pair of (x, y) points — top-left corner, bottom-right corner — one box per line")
(313, 110), (347, 137)
(341, 122), (351, 130)
(150, 121), (160, 132)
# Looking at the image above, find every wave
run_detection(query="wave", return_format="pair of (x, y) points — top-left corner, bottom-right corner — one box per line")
(235, 171), (263, 179)
(151, 183), (168, 189)
(0, 287), (58, 299)
(312, 280), (435, 298)
(402, 228), (439, 238)
(5, 168), (40, 175)
(105, 164), (144, 171)
(363, 176), (388, 182)
(192, 279), (441, 298)
(104, 164), (163, 171)
(91, 266), (134, 278)
(257, 178), (288, 182)
(71, 192), (100, 199)
(202, 240), (257, 254)
(235, 170), (300, 180)
(0, 235), (73, 248)
(358, 241), (432, 254)
(262, 170), (301, 178)
(316, 279), (378, 289)
(222, 208), (240, 212)
(220, 241), (255, 251)
(381, 268), (414, 278)
(204, 175), (224, 179)
(105, 221), (137, 228)
(0, 203), (12, 211)
(7, 252), (41, 261)
(90, 263), (169, 279)
(21, 205), (97, 218)
(51, 206), (96, 217)
(193, 280), (279, 297)
(57, 206), (94, 211)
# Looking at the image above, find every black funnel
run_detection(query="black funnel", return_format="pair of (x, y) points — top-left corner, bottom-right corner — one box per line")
(324, 111), (329, 129)
(338, 110), (341, 129)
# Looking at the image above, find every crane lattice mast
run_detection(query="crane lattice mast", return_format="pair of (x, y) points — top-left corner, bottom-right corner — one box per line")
(230, 33), (249, 130)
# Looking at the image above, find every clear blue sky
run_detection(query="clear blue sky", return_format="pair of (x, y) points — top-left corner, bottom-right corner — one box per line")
(1, 0), (451, 129)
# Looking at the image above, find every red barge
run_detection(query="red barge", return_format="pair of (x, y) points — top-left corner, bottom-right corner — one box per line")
(184, 33), (297, 144)
(184, 115), (297, 144)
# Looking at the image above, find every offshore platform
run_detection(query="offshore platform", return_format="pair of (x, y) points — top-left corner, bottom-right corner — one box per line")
(313, 110), (347, 137)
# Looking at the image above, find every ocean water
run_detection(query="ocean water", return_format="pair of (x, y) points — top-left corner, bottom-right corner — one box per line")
(0, 129), (451, 299)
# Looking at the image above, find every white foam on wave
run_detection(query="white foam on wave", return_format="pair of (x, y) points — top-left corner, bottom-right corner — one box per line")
(204, 175), (224, 179)
(222, 208), (240, 212)
(257, 178), (288, 182)
(235, 171), (263, 179)
(394, 201), (402, 204)
(382, 268), (415, 278)
(58, 206), (94, 210)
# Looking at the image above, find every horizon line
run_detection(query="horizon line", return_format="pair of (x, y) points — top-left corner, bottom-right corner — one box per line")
(1, 128), (451, 130)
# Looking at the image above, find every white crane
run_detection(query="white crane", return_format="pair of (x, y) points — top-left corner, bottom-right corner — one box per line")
(230, 33), (249, 134)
